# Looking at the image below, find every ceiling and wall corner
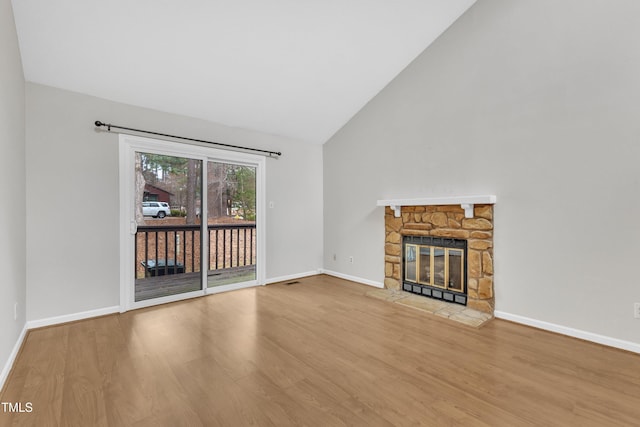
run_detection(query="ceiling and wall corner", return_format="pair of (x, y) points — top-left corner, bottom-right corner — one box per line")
(11, 0), (476, 144)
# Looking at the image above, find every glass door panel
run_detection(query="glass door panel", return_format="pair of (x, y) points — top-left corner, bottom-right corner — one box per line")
(433, 248), (446, 287)
(134, 152), (203, 301)
(419, 246), (431, 284)
(447, 249), (464, 291)
(405, 245), (417, 282)
(206, 161), (257, 287)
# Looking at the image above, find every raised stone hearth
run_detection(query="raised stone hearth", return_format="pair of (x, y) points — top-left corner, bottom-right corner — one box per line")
(366, 288), (492, 327)
(384, 204), (494, 315)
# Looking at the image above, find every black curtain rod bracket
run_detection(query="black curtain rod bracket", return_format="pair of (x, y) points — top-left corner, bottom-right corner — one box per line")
(94, 120), (281, 157)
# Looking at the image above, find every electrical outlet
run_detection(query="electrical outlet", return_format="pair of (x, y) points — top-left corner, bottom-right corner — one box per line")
(634, 303), (640, 319)
(349, 256), (354, 264)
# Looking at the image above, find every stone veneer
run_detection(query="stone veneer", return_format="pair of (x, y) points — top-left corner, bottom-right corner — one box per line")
(384, 204), (494, 314)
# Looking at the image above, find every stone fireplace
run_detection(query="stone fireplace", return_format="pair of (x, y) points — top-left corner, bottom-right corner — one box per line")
(381, 201), (495, 315)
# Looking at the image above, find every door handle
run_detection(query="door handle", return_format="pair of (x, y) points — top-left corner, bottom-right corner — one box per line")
(130, 220), (138, 235)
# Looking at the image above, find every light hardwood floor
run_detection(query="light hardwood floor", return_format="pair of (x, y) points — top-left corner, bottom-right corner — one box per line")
(2, 275), (640, 426)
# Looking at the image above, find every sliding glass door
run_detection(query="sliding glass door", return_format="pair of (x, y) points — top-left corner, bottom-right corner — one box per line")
(206, 161), (257, 287)
(119, 135), (264, 310)
(134, 152), (203, 302)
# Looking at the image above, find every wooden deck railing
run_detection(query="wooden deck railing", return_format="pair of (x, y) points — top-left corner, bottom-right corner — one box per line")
(135, 223), (256, 279)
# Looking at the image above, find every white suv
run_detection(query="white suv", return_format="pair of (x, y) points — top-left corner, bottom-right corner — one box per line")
(142, 202), (171, 218)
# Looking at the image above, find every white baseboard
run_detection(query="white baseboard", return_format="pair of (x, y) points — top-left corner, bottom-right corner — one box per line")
(265, 270), (322, 285)
(494, 311), (640, 354)
(0, 324), (28, 393)
(319, 269), (384, 288)
(26, 306), (121, 330)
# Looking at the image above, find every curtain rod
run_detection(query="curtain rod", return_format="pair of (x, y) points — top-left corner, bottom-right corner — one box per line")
(94, 121), (282, 157)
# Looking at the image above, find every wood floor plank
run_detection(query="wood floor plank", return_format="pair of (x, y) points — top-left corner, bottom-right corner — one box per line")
(2, 327), (68, 427)
(2, 274), (640, 426)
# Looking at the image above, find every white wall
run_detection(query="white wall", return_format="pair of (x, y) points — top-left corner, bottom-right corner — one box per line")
(324, 0), (640, 345)
(0, 0), (26, 385)
(26, 83), (323, 321)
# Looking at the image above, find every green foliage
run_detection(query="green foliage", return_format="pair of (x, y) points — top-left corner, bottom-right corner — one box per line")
(141, 153), (190, 180)
(227, 165), (256, 220)
(171, 209), (186, 217)
(140, 153), (202, 196)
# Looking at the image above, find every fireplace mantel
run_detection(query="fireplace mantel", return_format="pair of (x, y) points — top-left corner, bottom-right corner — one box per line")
(377, 195), (496, 218)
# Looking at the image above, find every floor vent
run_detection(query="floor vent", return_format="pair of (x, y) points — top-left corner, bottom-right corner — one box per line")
(285, 281), (300, 285)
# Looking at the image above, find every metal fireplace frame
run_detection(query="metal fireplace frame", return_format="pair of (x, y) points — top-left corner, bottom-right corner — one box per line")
(402, 235), (468, 306)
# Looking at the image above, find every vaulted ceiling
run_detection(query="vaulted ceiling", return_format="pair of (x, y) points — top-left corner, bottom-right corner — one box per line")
(12, 0), (476, 144)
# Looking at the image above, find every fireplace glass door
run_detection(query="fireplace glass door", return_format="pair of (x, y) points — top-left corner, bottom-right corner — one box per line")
(447, 249), (464, 292)
(418, 246), (430, 283)
(406, 244), (464, 293)
(405, 245), (417, 282)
